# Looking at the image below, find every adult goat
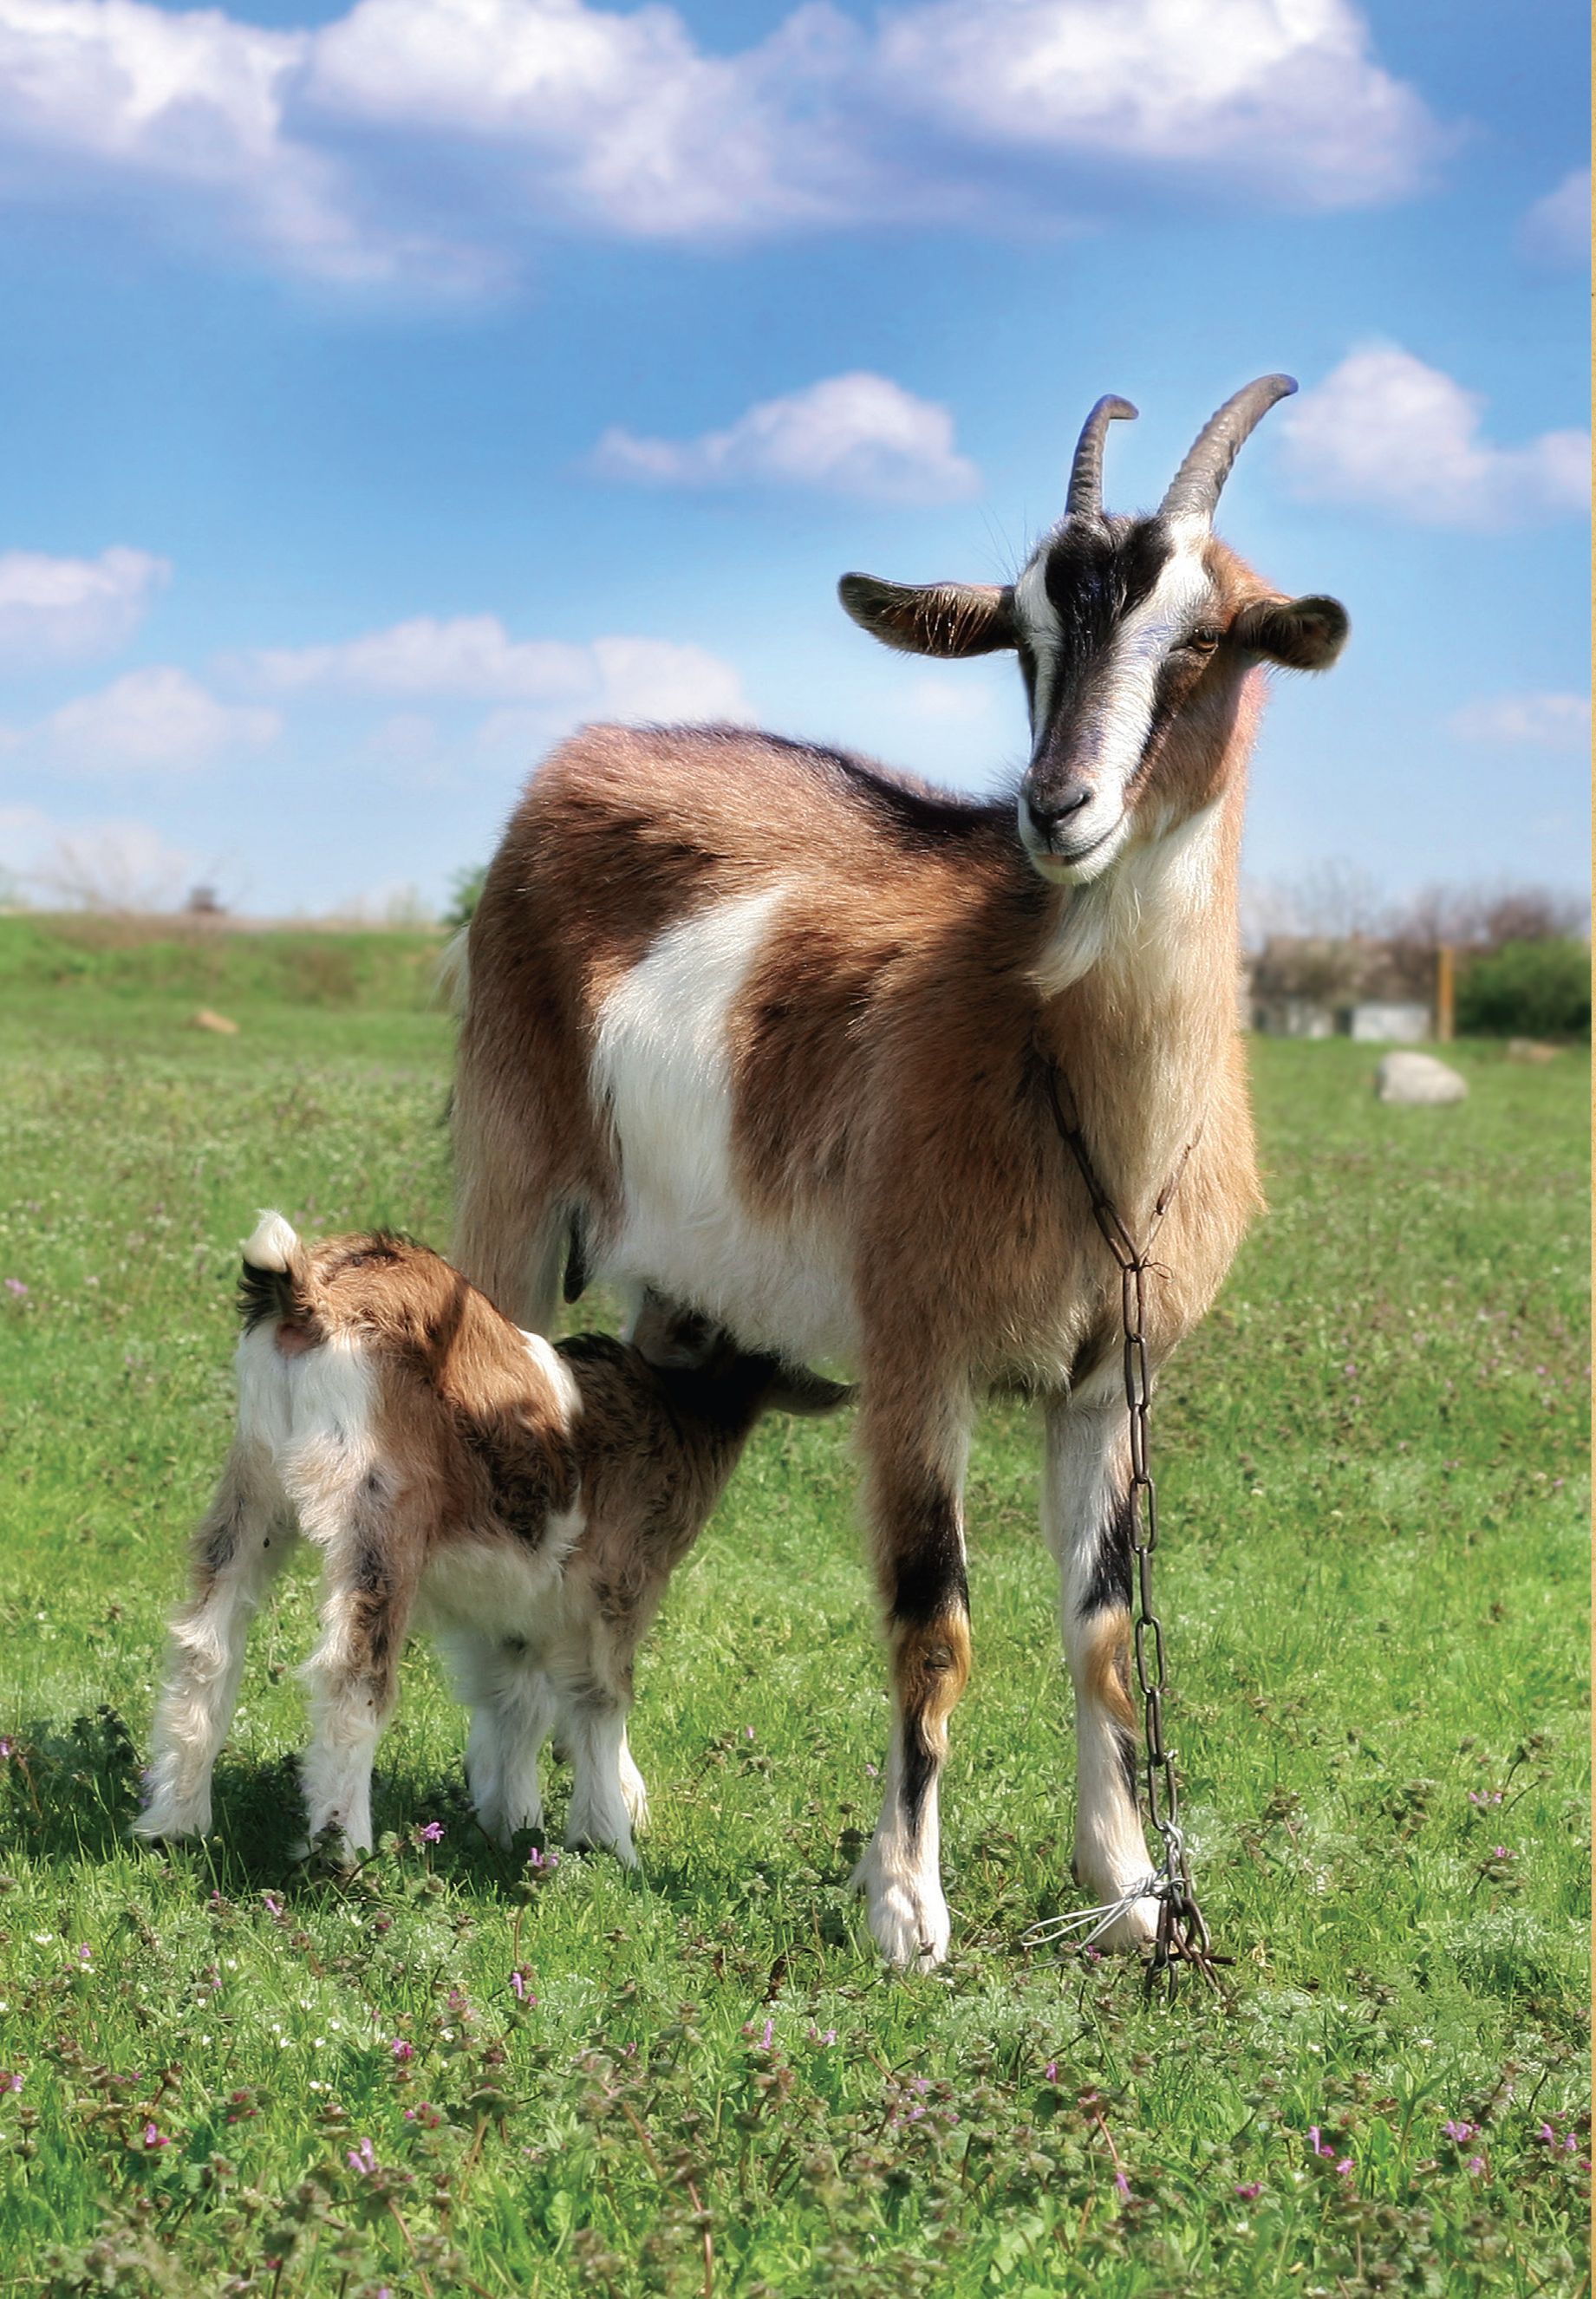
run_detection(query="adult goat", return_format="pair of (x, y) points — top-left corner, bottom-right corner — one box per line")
(452, 375), (1348, 1966)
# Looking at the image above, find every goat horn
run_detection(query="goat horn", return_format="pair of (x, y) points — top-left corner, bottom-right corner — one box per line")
(1065, 394), (1137, 521)
(1158, 374), (1297, 524)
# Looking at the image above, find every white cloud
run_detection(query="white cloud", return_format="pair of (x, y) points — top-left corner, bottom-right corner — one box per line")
(45, 666), (281, 772)
(0, 544), (169, 664)
(303, 0), (862, 242)
(0, 0), (334, 270)
(874, 0), (1441, 210)
(594, 373), (980, 504)
(1280, 343), (1590, 527)
(1449, 692), (1592, 749)
(366, 708), (441, 762)
(242, 613), (748, 724)
(1521, 168), (1589, 267)
(583, 636), (748, 721)
(246, 614), (590, 700)
(0, 0), (1443, 283)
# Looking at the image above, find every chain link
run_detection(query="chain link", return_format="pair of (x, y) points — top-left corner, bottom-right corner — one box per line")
(1036, 1054), (1229, 1993)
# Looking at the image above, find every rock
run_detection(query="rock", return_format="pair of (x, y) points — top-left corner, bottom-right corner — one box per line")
(1375, 1051), (1467, 1104)
(192, 1008), (240, 1036)
(1506, 1038), (1560, 1065)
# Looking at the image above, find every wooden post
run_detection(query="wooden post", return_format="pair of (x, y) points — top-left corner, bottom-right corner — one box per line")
(1436, 944), (1456, 1042)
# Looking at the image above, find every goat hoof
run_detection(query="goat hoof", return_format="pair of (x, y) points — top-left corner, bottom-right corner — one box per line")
(852, 1841), (951, 1970)
(133, 1806), (209, 1845)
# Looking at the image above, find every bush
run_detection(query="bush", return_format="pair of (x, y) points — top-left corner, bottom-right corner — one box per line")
(1457, 936), (1591, 1039)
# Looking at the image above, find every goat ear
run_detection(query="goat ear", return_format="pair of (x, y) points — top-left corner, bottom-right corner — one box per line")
(629, 1291), (718, 1370)
(765, 1366), (856, 1418)
(838, 574), (1015, 658)
(1231, 593), (1349, 670)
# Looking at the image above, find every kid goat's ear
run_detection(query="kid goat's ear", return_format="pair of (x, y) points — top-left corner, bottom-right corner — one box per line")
(1231, 593), (1349, 671)
(838, 574), (1016, 658)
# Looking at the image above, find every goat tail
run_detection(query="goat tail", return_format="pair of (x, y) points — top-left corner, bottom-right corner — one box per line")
(237, 1210), (312, 1333)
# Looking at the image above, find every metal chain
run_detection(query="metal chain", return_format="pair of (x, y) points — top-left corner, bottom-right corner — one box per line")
(1031, 1054), (1230, 1994)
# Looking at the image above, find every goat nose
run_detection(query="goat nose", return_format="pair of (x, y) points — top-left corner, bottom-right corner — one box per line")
(1026, 786), (1092, 839)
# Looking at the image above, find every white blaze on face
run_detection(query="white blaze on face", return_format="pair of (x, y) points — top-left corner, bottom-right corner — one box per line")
(1072, 529), (1212, 789)
(1013, 553), (1063, 729)
(1014, 519), (1216, 881)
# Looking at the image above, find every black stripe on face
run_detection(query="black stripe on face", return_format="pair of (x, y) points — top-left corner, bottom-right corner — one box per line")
(1029, 517), (1174, 731)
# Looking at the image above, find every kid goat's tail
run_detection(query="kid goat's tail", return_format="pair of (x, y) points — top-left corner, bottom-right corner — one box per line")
(237, 1210), (313, 1333)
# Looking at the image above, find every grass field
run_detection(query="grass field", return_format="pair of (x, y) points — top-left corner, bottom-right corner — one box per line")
(0, 917), (1587, 2297)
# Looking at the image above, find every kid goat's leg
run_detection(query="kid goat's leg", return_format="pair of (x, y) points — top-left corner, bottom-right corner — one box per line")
(854, 1378), (974, 1969)
(1042, 1377), (1158, 1950)
(299, 1484), (422, 1858)
(137, 1443), (296, 1842)
(442, 1634), (560, 1845)
(547, 1615), (643, 1865)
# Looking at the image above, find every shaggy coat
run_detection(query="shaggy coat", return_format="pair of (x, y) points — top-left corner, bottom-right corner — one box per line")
(449, 381), (1347, 1964)
(137, 1217), (844, 1859)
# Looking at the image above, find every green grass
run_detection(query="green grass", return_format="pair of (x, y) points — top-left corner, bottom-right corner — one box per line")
(0, 922), (1587, 2296)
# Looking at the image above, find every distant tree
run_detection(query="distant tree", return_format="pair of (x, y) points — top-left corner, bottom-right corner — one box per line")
(444, 866), (486, 932)
(1456, 939), (1591, 1039)
(1246, 868), (1589, 1022)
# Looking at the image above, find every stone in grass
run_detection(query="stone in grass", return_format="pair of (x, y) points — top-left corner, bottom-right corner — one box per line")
(1375, 1050), (1467, 1104)
(191, 1008), (240, 1036)
(1506, 1038), (1560, 1065)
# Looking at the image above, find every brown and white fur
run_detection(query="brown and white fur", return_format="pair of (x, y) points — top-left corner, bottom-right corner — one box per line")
(449, 379), (1349, 1965)
(136, 1215), (845, 1859)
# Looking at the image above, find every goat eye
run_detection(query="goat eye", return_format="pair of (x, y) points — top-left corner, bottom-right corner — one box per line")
(1184, 627), (1221, 654)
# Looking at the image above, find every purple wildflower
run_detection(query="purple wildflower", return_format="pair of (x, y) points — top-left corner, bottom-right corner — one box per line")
(261, 1892), (284, 1918)
(759, 2018), (773, 2052)
(510, 1969), (535, 2003)
(1115, 2170), (1130, 2196)
(0, 1740), (12, 1760)
(142, 2123), (169, 2149)
(1442, 2119), (1475, 2144)
(1234, 2181), (1262, 2201)
(1466, 2155), (1486, 2177)
(0, 2073), (22, 2094)
(4, 1280), (27, 1299)
(1044, 2061), (1058, 2081)
(347, 2137), (378, 2176)
(418, 1820), (444, 1845)
(391, 2040), (414, 2061)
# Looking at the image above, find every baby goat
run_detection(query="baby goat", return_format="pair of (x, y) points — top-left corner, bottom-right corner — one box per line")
(137, 1215), (845, 1861)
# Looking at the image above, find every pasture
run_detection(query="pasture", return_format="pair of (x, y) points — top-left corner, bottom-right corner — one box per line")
(0, 917), (1587, 2296)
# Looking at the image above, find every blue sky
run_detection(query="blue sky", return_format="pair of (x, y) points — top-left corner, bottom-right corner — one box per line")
(0, 0), (1586, 919)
